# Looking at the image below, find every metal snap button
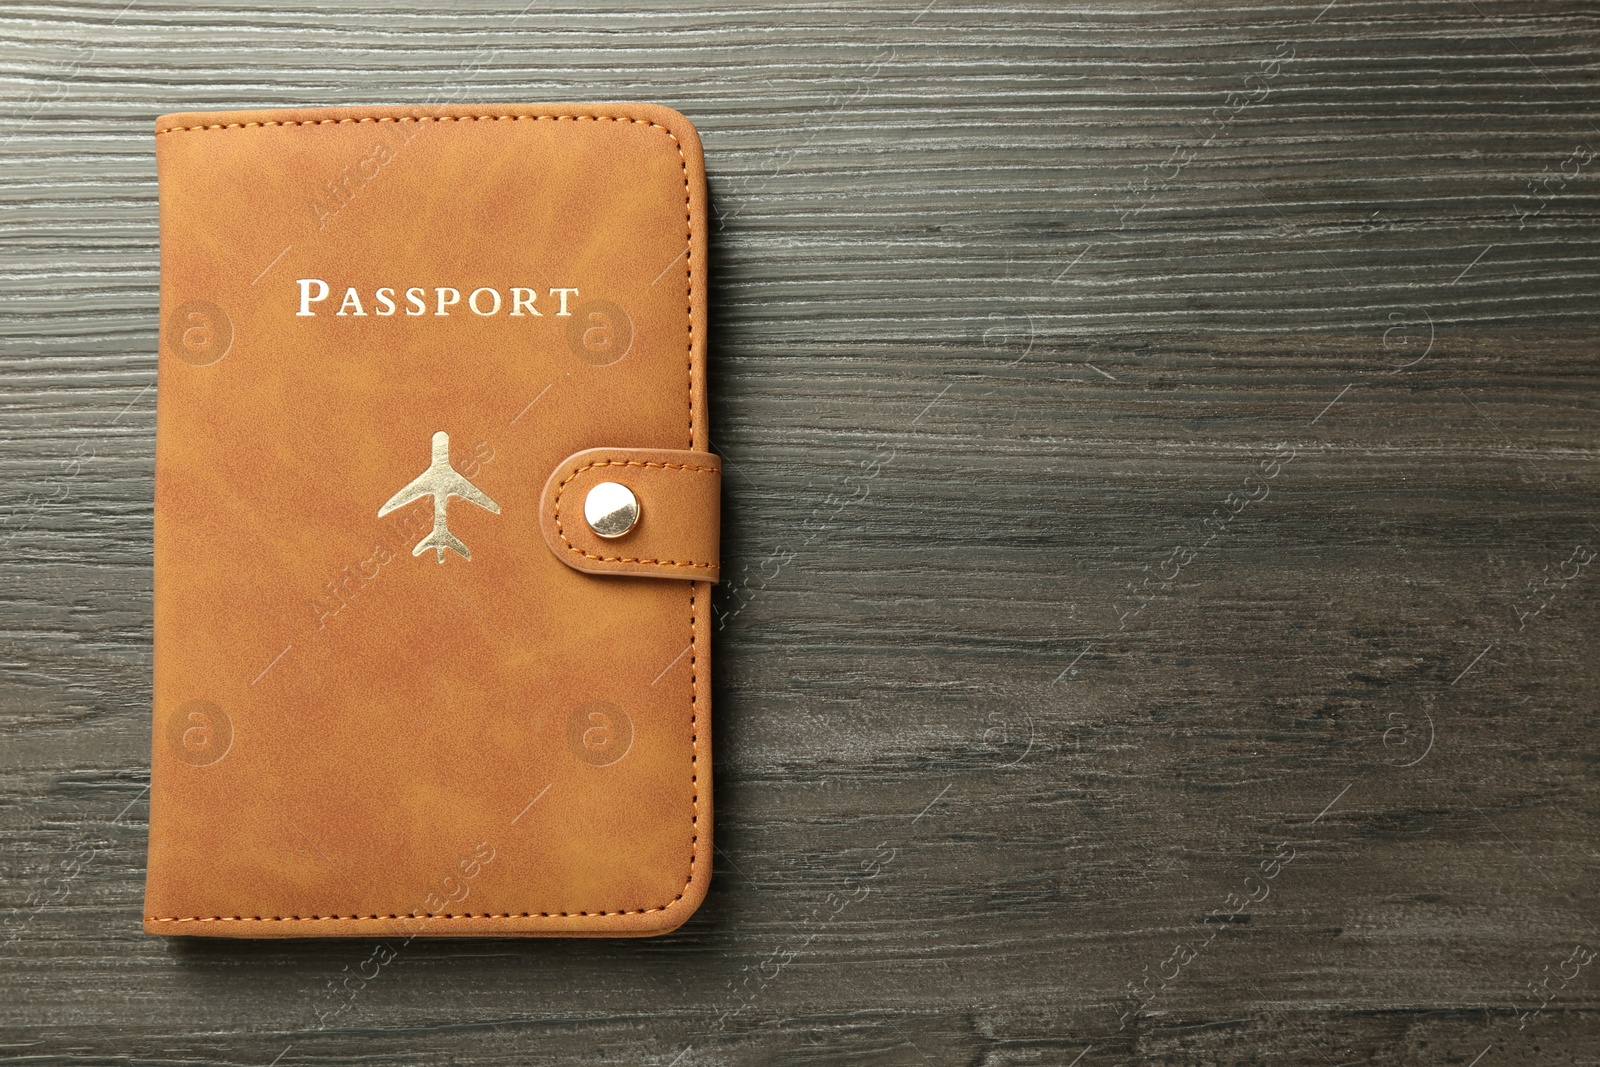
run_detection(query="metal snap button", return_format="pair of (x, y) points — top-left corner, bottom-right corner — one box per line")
(584, 481), (639, 538)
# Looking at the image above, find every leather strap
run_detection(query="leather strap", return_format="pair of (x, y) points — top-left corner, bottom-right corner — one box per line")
(540, 447), (721, 582)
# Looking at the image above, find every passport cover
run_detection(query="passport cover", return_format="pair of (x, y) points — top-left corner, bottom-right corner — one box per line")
(146, 104), (715, 937)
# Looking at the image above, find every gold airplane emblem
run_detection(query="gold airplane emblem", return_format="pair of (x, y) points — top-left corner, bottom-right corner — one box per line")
(378, 431), (499, 562)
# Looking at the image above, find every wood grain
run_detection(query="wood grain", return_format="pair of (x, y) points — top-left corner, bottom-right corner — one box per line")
(2, 0), (1598, 1063)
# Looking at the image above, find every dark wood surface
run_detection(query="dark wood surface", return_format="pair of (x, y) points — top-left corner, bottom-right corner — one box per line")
(3, 1), (1598, 1063)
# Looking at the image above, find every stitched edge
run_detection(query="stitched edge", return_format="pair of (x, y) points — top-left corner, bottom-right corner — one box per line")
(157, 113), (667, 134)
(148, 107), (703, 927)
(552, 459), (719, 568)
(146, 910), (678, 924)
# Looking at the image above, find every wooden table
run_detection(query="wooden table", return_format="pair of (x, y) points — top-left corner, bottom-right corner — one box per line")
(3, 1), (1597, 1063)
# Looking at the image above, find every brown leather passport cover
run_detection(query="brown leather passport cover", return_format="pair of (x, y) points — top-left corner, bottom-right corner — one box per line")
(146, 104), (714, 937)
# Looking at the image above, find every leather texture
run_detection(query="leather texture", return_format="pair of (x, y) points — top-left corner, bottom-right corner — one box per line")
(541, 447), (721, 583)
(146, 103), (713, 937)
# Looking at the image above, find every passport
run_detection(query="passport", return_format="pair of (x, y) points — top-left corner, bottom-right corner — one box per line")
(146, 104), (717, 937)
